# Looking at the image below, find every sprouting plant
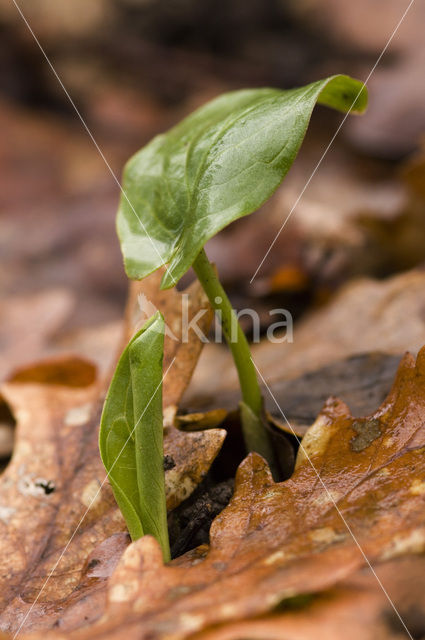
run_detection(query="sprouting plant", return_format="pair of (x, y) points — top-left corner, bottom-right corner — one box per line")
(100, 75), (367, 557)
(117, 75), (367, 457)
(99, 312), (170, 561)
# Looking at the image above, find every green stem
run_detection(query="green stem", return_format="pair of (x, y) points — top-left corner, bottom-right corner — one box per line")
(193, 248), (274, 462)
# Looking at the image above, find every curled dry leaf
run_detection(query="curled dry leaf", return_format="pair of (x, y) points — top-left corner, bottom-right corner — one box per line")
(0, 273), (225, 633)
(122, 267), (214, 425)
(40, 345), (425, 640)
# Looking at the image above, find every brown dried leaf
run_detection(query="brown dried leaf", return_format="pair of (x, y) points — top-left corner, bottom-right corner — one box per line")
(8, 354), (97, 387)
(191, 555), (425, 640)
(123, 267), (214, 425)
(47, 345), (425, 640)
(175, 409), (228, 432)
(189, 269), (425, 402)
(0, 380), (114, 631)
(0, 289), (74, 382)
(0, 274), (224, 633)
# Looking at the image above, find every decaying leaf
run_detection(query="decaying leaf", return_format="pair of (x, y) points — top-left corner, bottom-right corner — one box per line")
(0, 379), (113, 632)
(190, 555), (425, 640)
(34, 345), (425, 640)
(188, 268), (425, 403)
(0, 289), (74, 382)
(175, 409), (228, 431)
(0, 273), (225, 633)
(123, 267), (214, 426)
(8, 354), (97, 387)
(187, 352), (403, 439)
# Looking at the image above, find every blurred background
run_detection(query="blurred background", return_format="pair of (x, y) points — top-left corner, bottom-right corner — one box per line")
(1, 0), (425, 380)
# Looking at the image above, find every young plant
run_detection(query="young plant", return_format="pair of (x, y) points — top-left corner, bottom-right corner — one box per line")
(116, 75), (368, 462)
(99, 312), (170, 561)
(100, 76), (367, 555)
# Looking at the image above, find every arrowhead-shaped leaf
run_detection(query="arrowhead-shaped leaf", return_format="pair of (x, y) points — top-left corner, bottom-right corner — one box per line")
(117, 75), (367, 288)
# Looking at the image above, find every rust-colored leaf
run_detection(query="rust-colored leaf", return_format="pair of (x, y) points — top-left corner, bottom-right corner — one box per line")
(0, 273), (225, 633)
(38, 345), (425, 640)
(190, 555), (425, 640)
(8, 355), (97, 387)
(0, 289), (74, 382)
(123, 267), (214, 425)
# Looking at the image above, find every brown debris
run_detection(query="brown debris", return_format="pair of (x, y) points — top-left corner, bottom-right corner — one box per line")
(19, 345), (425, 640)
(0, 271), (224, 633)
(188, 269), (425, 403)
(123, 267), (214, 426)
(0, 289), (74, 382)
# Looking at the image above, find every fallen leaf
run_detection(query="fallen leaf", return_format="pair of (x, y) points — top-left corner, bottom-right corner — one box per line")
(186, 352), (402, 437)
(34, 345), (425, 640)
(190, 555), (425, 640)
(254, 269), (425, 384)
(8, 354), (97, 387)
(122, 267), (214, 425)
(0, 289), (74, 382)
(188, 269), (425, 402)
(175, 409), (228, 431)
(51, 321), (123, 382)
(0, 379), (112, 632)
(0, 272), (225, 633)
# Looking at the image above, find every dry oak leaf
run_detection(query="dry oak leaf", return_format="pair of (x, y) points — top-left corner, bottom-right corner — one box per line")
(0, 380), (223, 633)
(48, 345), (425, 640)
(193, 554), (425, 640)
(0, 272), (224, 632)
(0, 377), (117, 633)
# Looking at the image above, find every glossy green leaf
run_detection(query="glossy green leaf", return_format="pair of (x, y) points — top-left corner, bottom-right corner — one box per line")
(99, 312), (170, 560)
(117, 75), (367, 289)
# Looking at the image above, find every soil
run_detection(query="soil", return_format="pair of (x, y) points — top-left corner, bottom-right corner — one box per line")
(168, 476), (234, 559)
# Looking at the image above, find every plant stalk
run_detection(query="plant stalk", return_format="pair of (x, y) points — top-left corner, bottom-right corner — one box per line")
(193, 248), (275, 462)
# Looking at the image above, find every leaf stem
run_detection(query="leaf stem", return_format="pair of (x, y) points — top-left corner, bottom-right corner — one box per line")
(193, 248), (274, 462)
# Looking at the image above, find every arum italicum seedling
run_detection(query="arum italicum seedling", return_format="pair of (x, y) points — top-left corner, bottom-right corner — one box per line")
(100, 75), (368, 559)
(100, 312), (171, 560)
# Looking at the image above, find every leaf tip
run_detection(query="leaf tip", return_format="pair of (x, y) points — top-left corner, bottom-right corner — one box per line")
(235, 451), (274, 490)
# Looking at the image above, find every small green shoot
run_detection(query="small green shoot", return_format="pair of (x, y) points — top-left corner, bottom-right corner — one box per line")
(99, 312), (170, 561)
(100, 76), (367, 552)
(116, 74), (367, 463)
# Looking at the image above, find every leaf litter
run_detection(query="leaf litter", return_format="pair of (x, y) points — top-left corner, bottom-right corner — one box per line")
(0, 273), (225, 634)
(4, 344), (425, 639)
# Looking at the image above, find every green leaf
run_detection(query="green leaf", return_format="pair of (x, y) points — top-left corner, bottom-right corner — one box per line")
(99, 312), (170, 561)
(117, 75), (367, 289)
